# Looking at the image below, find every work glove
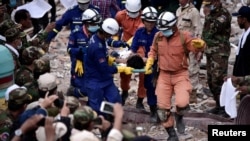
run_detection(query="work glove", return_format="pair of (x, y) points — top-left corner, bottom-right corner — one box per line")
(75, 60), (84, 76)
(108, 56), (116, 66)
(144, 58), (154, 75)
(191, 39), (205, 49)
(117, 66), (134, 75)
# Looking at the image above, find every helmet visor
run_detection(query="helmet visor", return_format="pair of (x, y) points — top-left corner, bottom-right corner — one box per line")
(156, 18), (176, 31)
(142, 12), (157, 21)
(83, 14), (102, 24)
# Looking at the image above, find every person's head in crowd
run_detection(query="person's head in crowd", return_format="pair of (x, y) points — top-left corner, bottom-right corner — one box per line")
(0, 19), (21, 34)
(22, 46), (43, 65)
(132, 135), (156, 141)
(73, 106), (98, 131)
(232, 6), (250, 29)
(82, 8), (102, 33)
(156, 11), (177, 38)
(0, 0), (8, 18)
(125, 0), (141, 19)
(209, 0), (222, 10)
(4, 27), (24, 49)
(99, 18), (119, 40)
(35, 121), (67, 141)
(65, 96), (81, 114)
(34, 55), (50, 79)
(77, 0), (90, 11)
(5, 84), (20, 102)
(141, 6), (158, 33)
(37, 73), (57, 98)
(14, 9), (32, 30)
(7, 87), (32, 112)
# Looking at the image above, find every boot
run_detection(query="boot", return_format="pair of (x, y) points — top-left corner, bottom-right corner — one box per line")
(121, 91), (128, 106)
(136, 98), (145, 110)
(175, 114), (185, 134)
(166, 127), (179, 141)
(207, 97), (221, 114)
(217, 107), (230, 118)
(149, 105), (158, 123)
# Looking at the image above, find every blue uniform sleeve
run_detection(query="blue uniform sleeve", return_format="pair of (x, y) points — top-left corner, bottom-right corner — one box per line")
(67, 33), (80, 56)
(46, 8), (74, 42)
(94, 47), (118, 74)
(130, 30), (140, 53)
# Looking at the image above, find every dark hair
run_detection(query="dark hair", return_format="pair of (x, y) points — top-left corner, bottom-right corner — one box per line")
(73, 121), (91, 130)
(8, 100), (26, 111)
(14, 9), (29, 23)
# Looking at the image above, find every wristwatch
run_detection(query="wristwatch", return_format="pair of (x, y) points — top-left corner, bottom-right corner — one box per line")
(15, 129), (23, 137)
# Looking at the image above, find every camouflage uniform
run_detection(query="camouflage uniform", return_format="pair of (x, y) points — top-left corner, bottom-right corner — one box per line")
(14, 46), (43, 101)
(33, 54), (51, 79)
(201, 3), (231, 112)
(73, 106), (98, 126)
(0, 109), (12, 141)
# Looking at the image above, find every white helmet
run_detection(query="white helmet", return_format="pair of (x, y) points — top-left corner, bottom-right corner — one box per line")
(82, 8), (102, 24)
(141, 6), (158, 22)
(125, 0), (141, 12)
(77, 0), (90, 3)
(156, 11), (177, 31)
(101, 18), (119, 35)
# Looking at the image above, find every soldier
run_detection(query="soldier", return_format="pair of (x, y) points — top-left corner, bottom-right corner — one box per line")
(176, 0), (203, 104)
(0, 109), (12, 141)
(14, 46), (43, 101)
(0, 19), (21, 45)
(4, 28), (25, 70)
(46, 0), (99, 43)
(201, 0), (231, 117)
(14, 9), (55, 51)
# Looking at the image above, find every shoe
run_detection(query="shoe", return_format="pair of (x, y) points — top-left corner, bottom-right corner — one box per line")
(166, 127), (179, 141)
(136, 98), (145, 110)
(149, 105), (158, 123)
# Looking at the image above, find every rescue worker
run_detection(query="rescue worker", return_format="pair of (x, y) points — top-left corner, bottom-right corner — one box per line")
(176, 0), (203, 104)
(201, 0), (231, 117)
(46, 0), (99, 43)
(130, 6), (158, 122)
(84, 18), (134, 114)
(67, 8), (128, 98)
(144, 11), (205, 140)
(115, 0), (146, 109)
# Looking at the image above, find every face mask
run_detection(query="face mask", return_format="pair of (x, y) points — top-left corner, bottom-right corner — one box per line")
(127, 11), (140, 18)
(17, 41), (22, 49)
(162, 29), (173, 37)
(78, 3), (89, 11)
(87, 25), (99, 33)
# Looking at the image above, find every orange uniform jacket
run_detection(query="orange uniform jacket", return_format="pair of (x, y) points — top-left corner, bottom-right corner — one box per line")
(115, 9), (143, 41)
(148, 30), (202, 72)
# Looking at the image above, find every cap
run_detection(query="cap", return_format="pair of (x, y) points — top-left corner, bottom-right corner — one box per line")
(232, 6), (250, 20)
(36, 122), (67, 141)
(8, 88), (32, 105)
(34, 55), (50, 74)
(4, 28), (25, 40)
(73, 106), (97, 125)
(5, 84), (20, 101)
(37, 73), (57, 91)
(70, 130), (99, 141)
(22, 46), (43, 64)
(0, 19), (21, 35)
(65, 96), (81, 113)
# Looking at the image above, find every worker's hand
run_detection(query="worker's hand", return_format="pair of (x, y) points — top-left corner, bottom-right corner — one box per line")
(117, 66), (134, 75)
(108, 56), (116, 66)
(144, 58), (154, 75)
(191, 39), (205, 49)
(75, 60), (84, 76)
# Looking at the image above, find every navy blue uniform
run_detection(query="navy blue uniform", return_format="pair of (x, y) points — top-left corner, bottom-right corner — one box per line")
(130, 26), (158, 106)
(46, 5), (99, 42)
(85, 34), (121, 114)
